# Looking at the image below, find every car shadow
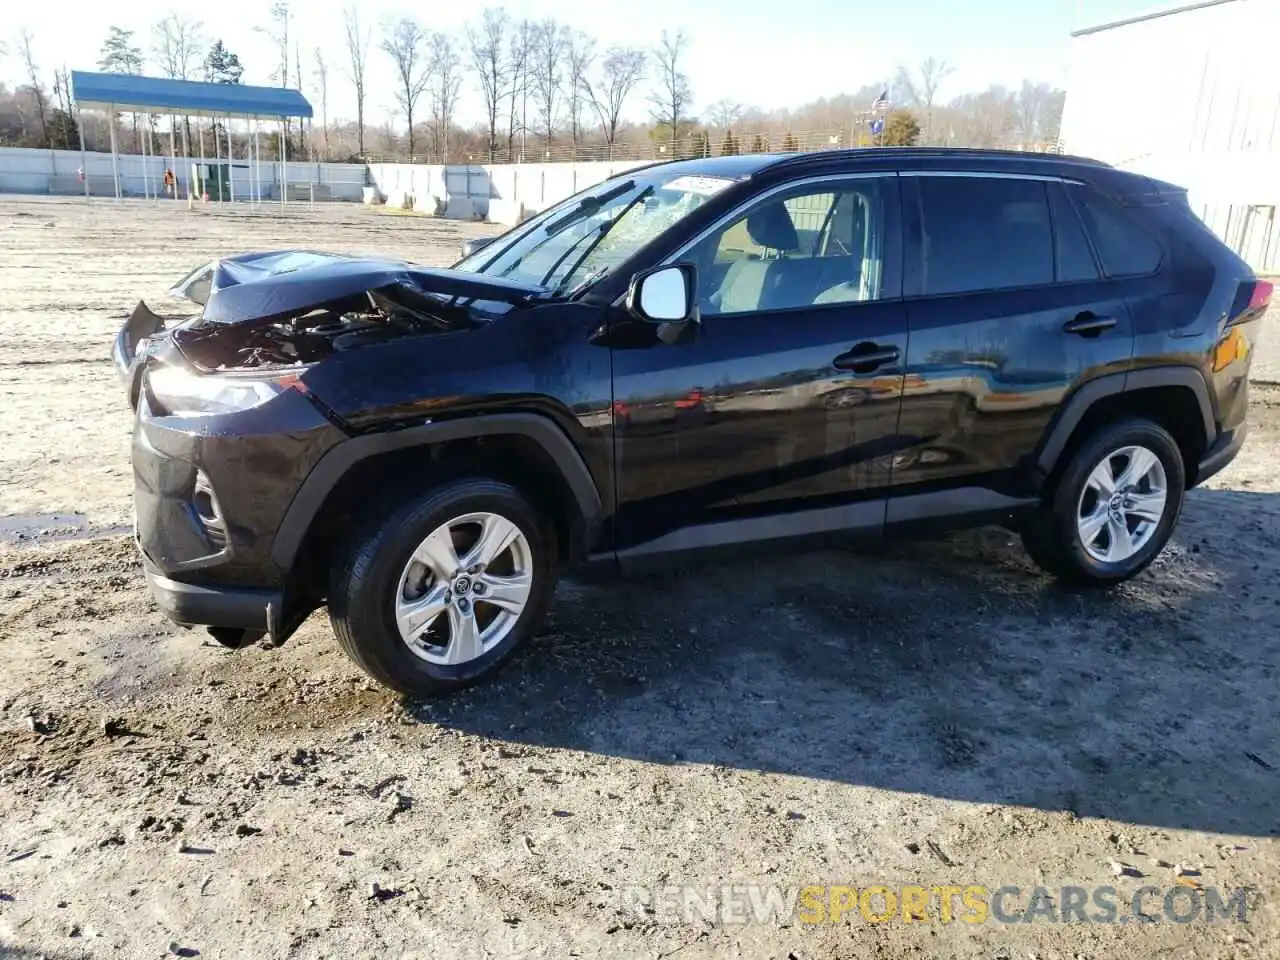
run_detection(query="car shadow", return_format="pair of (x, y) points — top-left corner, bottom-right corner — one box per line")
(407, 486), (1280, 838)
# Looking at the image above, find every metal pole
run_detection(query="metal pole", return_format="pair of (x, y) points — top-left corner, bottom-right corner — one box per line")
(253, 120), (261, 204)
(140, 114), (150, 201)
(108, 104), (121, 200)
(180, 119), (191, 204)
(227, 114), (235, 203)
(198, 114), (207, 202)
(212, 113), (221, 203)
(281, 118), (288, 208)
(169, 119), (177, 200)
(75, 99), (89, 204)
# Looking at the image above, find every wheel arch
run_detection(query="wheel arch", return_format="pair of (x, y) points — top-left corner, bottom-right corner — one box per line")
(271, 413), (605, 574)
(1035, 367), (1216, 485)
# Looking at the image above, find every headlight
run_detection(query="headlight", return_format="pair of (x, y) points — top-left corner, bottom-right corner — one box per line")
(146, 364), (305, 417)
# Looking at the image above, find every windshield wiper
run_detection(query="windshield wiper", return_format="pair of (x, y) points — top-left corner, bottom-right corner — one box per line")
(541, 179), (635, 239)
(548, 185), (656, 296)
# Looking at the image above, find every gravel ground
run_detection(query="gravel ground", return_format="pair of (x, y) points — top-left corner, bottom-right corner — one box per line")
(1, 195), (1279, 960)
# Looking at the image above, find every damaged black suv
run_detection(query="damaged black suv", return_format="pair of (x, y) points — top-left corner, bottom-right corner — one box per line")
(114, 149), (1266, 696)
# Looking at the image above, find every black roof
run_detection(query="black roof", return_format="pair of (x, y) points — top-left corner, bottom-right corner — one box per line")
(630, 147), (1111, 182)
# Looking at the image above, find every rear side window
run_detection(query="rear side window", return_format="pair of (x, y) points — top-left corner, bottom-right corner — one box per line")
(1050, 184), (1100, 283)
(1071, 186), (1163, 277)
(916, 176), (1054, 295)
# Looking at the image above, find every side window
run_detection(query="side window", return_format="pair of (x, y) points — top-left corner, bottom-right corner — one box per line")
(690, 179), (887, 316)
(916, 176), (1054, 295)
(1050, 184), (1101, 283)
(1071, 186), (1163, 277)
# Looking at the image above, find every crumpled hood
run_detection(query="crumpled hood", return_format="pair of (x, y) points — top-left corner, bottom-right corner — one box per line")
(170, 250), (543, 325)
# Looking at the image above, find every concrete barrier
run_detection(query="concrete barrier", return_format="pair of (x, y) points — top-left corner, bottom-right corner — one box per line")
(487, 198), (525, 226)
(443, 197), (481, 221)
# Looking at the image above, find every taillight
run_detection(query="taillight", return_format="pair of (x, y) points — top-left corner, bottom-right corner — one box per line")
(1249, 278), (1274, 311)
(1229, 277), (1274, 324)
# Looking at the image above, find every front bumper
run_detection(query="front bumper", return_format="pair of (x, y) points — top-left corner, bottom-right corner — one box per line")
(143, 555), (280, 631)
(1194, 423), (1248, 486)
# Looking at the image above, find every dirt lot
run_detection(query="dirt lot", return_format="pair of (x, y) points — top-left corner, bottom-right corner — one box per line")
(1, 195), (1278, 960)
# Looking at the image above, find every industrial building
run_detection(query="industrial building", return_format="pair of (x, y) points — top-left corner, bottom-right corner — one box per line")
(1060, 0), (1280, 272)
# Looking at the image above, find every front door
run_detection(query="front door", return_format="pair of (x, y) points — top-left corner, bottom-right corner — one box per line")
(609, 174), (910, 555)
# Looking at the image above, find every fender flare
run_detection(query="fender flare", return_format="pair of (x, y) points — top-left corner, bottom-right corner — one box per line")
(1036, 366), (1216, 475)
(270, 413), (604, 569)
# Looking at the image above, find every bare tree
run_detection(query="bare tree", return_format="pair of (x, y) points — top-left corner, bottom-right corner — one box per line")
(894, 56), (953, 144)
(342, 5), (371, 156)
(529, 19), (565, 145)
(506, 19), (534, 157)
(466, 7), (510, 161)
(313, 47), (329, 159)
(152, 15), (204, 78)
(949, 85), (1017, 147)
(706, 98), (744, 131)
(1014, 80), (1057, 145)
(647, 30), (692, 143)
(17, 29), (48, 146)
(584, 47), (645, 153)
(152, 14), (204, 156)
(381, 18), (431, 158)
(255, 2), (294, 151)
(564, 28), (595, 151)
(51, 66), (71, 143)
(428, 32), (462, 162)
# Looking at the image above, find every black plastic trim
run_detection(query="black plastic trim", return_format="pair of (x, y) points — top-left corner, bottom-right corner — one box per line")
(270, 412), (604, 569)
(885, 487), (1038, 525)
(1194, 423), (1247, 486)
(607, 500), (886, 572)
(144, 559), (280, 631)
(1036, 367), (1216, 475)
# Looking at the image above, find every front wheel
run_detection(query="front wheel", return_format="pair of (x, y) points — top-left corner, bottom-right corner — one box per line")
(328, 479), (556, 696)
(1022, 418), (1186, 586)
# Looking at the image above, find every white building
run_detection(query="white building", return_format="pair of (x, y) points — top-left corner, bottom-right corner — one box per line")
(1060, 0), (1280, 271)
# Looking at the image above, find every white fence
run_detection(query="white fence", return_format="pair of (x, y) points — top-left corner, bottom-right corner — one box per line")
(0, 147), (367, 201)
(365, 160), (651, 221)
(6, 145), (1279, 273)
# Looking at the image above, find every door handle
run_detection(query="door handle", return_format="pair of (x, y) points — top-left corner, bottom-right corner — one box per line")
(1062, 312), (1117, 336)
(833, 343), (900, 374)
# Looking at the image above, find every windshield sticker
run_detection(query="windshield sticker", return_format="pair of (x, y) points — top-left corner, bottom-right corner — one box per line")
(665, 175), (734, 196)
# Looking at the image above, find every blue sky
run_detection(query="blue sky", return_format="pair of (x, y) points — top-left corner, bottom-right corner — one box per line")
(5, 0), (1158, 124)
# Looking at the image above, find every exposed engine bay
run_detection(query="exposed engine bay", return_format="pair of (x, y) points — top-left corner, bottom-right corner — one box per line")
(113, 251), (545, 410)
(173, 284), (472, 371)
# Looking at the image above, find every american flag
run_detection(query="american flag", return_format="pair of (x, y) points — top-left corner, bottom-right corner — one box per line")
(871, 89), (890, 113)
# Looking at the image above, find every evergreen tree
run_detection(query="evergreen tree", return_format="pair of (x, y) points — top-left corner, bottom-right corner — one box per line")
(884, 109), (921, 146)
(204, 40), (245, 84)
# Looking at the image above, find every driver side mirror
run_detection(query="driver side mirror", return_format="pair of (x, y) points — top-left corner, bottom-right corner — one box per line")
(460, 236), (497, 259)
(626, 263), (697, 325)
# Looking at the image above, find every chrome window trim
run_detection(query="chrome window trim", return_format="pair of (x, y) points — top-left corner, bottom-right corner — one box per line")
(661, 169), (1086, 269)
(899, 170), (1072, 183)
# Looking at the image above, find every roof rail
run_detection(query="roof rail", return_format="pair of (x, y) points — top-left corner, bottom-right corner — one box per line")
(759, 146), (1111, 173)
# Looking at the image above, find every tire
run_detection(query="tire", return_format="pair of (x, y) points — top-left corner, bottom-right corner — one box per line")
(1022, 417), (1185, 586)
(328, 478), (556, 696)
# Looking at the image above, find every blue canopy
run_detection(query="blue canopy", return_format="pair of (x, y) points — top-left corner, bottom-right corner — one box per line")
(70, 71), (312, 120)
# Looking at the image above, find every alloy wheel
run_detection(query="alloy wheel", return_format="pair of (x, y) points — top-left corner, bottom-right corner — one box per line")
(393, 511), (533, 666)
(1075, 444), (1169, 564)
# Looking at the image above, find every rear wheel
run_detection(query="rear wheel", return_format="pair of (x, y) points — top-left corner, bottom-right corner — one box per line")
(328, 479), (555, 696)
(1022, 418), (1185, 586)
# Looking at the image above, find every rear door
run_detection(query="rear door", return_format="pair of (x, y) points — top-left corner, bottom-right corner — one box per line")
(891, 172), (1135, 512)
